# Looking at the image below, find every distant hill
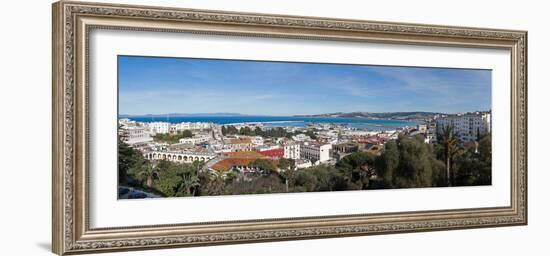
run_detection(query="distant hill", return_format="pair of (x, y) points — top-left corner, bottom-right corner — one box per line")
(119, 113), (244, 118)
(120, 111), (449, 120)
(294, 112), (443, 120)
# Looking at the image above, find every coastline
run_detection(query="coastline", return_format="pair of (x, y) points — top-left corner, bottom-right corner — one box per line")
(122, 115), (418, 131)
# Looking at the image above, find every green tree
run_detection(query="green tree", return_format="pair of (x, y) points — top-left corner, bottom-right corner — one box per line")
(192, 160), (205, 174)
(117, 138), (144, 183)
(153, 160), (205, 197)
(173, 160), (204, 196)
(254, 126), (263, 136)
(278, 158), (296, 192)
(477, 134), (492, 185)
(239, 127), (254, 136)
(454, 133), (492, 186)
(153, 130), (194, 144)
(251, 159), (277, 174)
(290, 170), (318, 192)
(155, 160), (181, 197)
(337, 152), (377, 189)
(134, 161), (158, 188)
(176, 169), (200, 196)
(278, 158), (295, 171)
(393, 136), (434, 188)
(224, 169), (240, 185)
(258, 127), (288, 138)
(430, 156), (447, 187)
(374, 136), (445, 189)
(310, 165), (348, 191)
(198, 171), (226, 196)
(439, 125), (460, 186)
(454, 150), (479, 186)
(227, 174), (286, 195)
(377, 140), (399, 188)
(226, 125), (238, 135)
(304, 130), (317, 139)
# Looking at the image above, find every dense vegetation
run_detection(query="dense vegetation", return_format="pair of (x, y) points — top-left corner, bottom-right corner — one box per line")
(222, 125), (317, 139)
(118, 133), (491, 198)
(152, 130), (193, 144)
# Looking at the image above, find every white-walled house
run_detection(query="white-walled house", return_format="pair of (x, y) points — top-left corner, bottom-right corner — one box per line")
(147, 122), (170, 134)
(436, 112), (491, 142)
(283, 143), (301, 160)
(300, 142), (331, 164)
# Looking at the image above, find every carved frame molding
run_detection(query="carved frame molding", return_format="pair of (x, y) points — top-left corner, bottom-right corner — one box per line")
(52, 1), (527, 255)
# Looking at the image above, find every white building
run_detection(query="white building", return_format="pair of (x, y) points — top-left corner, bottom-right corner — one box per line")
(143, 150), (216, 163)
(482, 112), (492, 133)
(147, 122), (170, 134)
(179, 135), (210, 145)
(251, 136), (264, 145)
(118, 118), (136, 127)
(189, 122), (212, 130)
(257, 144), (281, 152)
(292, 133), (311, 142)
(342, 130), (378, 137)
(174, 122), (191, 131)
(223, 137), (254, 152)
(317, 129), (339, 138)
(436, 112), (491, 142)
(378, 130), (398, 140)
(283, 143), (301, 160)
(426, 122), (437, 144)
(295, 159), (312, 169)
(300, 142), (331, 164)
(121, 126), (153, 146)
(417, 124), (427, 133)
(209, 142), (234, 153)
(173, 122), (212, 131)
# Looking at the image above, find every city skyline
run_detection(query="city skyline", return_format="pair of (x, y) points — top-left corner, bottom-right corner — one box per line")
(119, 55), (492, 116)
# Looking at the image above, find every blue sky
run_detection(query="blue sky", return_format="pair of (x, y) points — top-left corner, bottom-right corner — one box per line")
(118, 55), (491, 116)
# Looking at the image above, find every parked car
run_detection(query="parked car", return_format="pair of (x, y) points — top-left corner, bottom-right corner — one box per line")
(128, 191), (147, 199)
(118, 187), (130, 197)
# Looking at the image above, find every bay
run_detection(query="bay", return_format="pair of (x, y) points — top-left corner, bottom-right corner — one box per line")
(125, 115), (418, 131)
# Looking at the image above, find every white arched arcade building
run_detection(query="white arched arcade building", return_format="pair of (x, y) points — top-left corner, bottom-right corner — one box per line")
(143, 151), (216, 163)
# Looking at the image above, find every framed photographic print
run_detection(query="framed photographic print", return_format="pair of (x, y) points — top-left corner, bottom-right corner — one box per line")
(52, 1), (527, 255)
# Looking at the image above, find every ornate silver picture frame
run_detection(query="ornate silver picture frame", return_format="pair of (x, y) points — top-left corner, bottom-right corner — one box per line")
(52, 1), (527, 255)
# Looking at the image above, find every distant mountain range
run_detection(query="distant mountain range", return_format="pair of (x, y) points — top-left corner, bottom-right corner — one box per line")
(294, 112), (444, 120)
(119, 112), (244, 118)
(120, 111), (445, 121)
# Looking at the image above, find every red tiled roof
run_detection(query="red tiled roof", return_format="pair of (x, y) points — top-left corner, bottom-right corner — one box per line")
(258, 148), (284, 158)
(212, 158), (255, 172)
(223, 151), (266, 159)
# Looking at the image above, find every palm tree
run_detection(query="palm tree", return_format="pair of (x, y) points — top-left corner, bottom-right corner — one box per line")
(191, 160), (205, 175)
(173, 161), (204, 196)
(440, 125), (459, 186)
(137, 161), (158, 188)
(278, 159), (295, 192)
(176, 170), (200, 196)
(277, 170), (291, 192)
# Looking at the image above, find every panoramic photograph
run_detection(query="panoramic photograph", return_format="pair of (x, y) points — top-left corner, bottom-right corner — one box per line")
(117, 55), (492, 199)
